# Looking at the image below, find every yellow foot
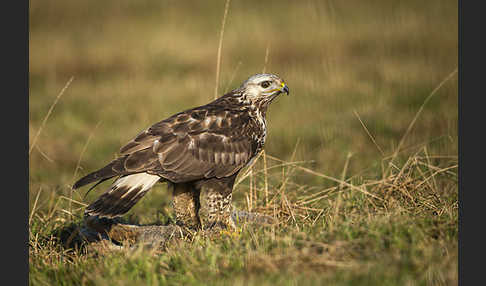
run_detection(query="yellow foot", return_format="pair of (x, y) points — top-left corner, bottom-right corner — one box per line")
(219, 227), (241, 238)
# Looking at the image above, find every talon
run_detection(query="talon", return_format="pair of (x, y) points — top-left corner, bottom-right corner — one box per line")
(220, 229), (240, 238)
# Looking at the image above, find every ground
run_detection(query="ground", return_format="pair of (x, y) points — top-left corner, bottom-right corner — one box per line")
(29, 1), (457, 285)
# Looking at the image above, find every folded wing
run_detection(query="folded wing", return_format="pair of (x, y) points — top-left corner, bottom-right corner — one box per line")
(73, 107), (255, 189)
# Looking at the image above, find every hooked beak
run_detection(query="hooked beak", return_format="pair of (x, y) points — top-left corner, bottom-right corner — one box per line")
(280, 83), (290, 95)
(282, 85), (290, 95)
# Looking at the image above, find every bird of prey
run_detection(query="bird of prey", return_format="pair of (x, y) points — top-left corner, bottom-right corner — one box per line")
(73, 73), (289, 230)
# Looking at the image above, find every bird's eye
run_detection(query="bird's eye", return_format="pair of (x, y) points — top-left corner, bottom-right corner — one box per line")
(260, 81), (271, 88)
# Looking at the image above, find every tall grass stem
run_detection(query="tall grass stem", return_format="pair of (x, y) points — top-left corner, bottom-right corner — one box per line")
(214, 0), (231, 100)
(29, 76), (74, 155)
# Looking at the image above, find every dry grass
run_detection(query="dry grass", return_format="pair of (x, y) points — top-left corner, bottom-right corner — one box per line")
(28, 144), (457, 285)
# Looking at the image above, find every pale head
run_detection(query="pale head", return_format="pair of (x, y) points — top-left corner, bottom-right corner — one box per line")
(238, 73), (290, 102)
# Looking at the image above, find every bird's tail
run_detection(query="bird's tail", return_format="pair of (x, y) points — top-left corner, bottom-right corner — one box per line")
(72, 157), (128, 190)
(85, 173), (160, 218)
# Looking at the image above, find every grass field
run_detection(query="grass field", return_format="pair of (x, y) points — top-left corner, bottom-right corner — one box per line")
(29, 0), (458, 285)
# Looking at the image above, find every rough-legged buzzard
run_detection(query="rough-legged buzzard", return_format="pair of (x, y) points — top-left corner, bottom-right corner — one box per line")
(73, 73), (289, 230)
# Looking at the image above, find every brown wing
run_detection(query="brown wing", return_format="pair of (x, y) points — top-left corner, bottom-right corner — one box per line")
(73, 102), (258, 190)
(118, 108), (255, 183)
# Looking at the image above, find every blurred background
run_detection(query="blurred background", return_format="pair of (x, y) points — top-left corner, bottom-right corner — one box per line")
(29, 0), (457, 215)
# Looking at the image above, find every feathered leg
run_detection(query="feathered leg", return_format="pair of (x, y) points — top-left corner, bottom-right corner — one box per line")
(206, 190), (234, 230)
(170, 182), (201, 230)
(197, 174), (237, 230)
